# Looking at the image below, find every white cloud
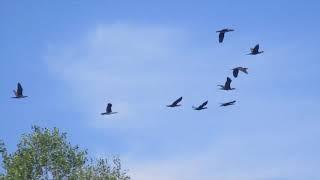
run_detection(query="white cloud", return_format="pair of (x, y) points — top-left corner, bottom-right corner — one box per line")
(45, 23), (320, 180)
(71, 133), (320, 180)
(127, 133), (318, 180)
(45, 23), (192, 129)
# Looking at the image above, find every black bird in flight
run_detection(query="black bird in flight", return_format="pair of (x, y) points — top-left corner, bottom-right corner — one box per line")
(247, 44), (264, 55)
(216, 28), (234, 43)
(167, 96), (183, 107)
(192, 101), (208, 110)
(101, 103), (117, 115)
(12, 83), (28, 98)
(232, 67), (248, 78)
(220, 100), (236, 107)
(218, 77), (235, 90)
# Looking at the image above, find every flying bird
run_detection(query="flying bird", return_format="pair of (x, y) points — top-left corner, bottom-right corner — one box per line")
(192, 101), (208, 110)
(216, 28), (234, 43)
(218, 77), (235, 90)
(220, 100), (236, 107)
(101, 103), (117, 115)
(232, 67), (248, 78)
(247, 44), (264, 55)
(167, 96), (183, 107)
(12, 83), (28, 98)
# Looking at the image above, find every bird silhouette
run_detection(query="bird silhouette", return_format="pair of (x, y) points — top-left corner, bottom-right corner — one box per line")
(247, 44), (264, 55)
(220, 100), (236, 107)
(218, 77), (235, 90)
(101, 103), (117, 115)
(232, 67), (248, 78)
(192, 101), (208, 110)
(167, 97), (183, 107)
(12, 83), (28, 98)
(216, 28), (234, 43)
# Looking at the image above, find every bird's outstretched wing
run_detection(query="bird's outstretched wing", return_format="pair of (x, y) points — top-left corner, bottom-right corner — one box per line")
(225, 77), (232, 89)
(239, 67), (248, 74)
(17, 83), (23, 96)
(229, 100), (236, 105)
(220, 102), (228, 106)
(252, 44), (259, 53)
(220, 100), (236, 106)
(13, 90), (17, 97)
(219, 32), (225, 43)
(233, 69), (239, 78)
(172, 96), (182, 106)
(106, 103), (112, 113)
(199, 101), (208, 109)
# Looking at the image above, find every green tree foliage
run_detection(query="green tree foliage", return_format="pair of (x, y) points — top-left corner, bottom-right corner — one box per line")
(0, 126), (130, 180)
(78, 158), (130, 180)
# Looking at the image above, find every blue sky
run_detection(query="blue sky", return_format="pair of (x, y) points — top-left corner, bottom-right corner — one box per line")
(1, 0), (320, 179)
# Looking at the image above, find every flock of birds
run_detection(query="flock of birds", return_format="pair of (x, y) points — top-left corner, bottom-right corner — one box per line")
(11, 28), (264, 115)
(164, 29), (264, 113)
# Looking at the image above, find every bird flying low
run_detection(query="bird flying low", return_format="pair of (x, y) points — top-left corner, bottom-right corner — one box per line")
(247, 44), (264, 55)
(218, 77), (235, 90)
(216, 28), (234, 43)
(12, 83), (28, 98)
(167, 96), (183, 107)
(220, 100), (236, 107)
(232, 67), (248, 78)
(192, 101), (208, 110)
(101, 103), (117, 115)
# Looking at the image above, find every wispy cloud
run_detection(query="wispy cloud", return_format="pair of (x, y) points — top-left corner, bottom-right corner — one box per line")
(127, 134), (313, 180)
(45, 23), (320, 180)
(46, 23), (191, 128)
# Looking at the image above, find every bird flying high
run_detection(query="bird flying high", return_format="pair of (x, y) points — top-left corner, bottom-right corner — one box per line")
(232, 67), (248, 78)
(101, 103), (117, 115)
(167, 97), (183, 107)
(216, 28), (234, 43)
(247, 44), (264, 55)
(12, 83), (28, 98)
(192, 101), (208, 110)
(220, 100), (236, 107)
(218, 77), (235, 90)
